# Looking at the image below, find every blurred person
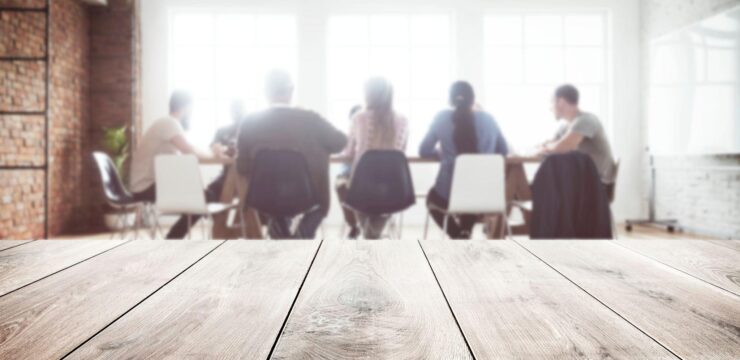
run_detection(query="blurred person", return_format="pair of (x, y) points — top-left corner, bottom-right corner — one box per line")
(419, 81), (509, 239)
(537, 84), (617, 186)
(130, 91), (231, 239)
(339, 77), (409, 239)
(236, 70), (347, 239)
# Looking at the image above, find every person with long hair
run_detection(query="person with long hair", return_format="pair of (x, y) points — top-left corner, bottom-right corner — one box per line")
(339, 77), (409, 239)
(419, 81), (509, 239)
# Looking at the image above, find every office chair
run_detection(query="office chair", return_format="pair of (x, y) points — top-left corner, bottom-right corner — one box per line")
(343, 150), (416, 239)
(244, 149), (320, 239)
(92, 152), (153, 239)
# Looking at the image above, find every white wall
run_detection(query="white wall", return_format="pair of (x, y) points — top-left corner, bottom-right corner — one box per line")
(640, 0), (740, 239)
(141, 0), (643, 224)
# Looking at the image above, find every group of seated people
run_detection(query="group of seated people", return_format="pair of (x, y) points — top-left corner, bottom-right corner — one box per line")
(128, 70), (617, 240)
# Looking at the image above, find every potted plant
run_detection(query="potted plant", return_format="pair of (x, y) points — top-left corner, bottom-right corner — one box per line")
(101, 126), (136, 230)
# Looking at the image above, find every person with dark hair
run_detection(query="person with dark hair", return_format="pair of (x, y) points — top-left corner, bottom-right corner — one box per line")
(539, 84), (617, 185)
(338, 77), (409, 239)
(335, 104), (364, 239)
(129, 91), (231, 239)
(420, 81), (509, 239)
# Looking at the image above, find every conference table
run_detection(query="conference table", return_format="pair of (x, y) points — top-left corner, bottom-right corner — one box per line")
(212, 155), (543, 239)
(0, 239), (737, 359)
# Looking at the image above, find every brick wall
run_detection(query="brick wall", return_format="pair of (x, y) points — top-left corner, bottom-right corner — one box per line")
(641, 0), (740, 239)
(48, 0), (90, 235)
(0, 0), (140, 239)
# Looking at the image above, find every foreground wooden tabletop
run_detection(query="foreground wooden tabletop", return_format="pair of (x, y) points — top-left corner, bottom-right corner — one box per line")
(0, 239), (737, 359)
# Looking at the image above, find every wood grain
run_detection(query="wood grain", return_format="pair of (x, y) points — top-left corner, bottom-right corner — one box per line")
(67, 240), (320, 359)
(271, 240), (472, 360)
(517, 240), (740, 359)
(708, 240), (740, 252)
(0, 241), (220, 359)
(617, 239), (740, 296)
(0, 240), (126, 296)
(421, 240), (675, 359)
(0, 240), (32, 251)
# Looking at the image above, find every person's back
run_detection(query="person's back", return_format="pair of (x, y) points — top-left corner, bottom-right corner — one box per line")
(420, 109), (508, 200)
(237, 107), (346, 216)
(419, 81), (509, 239)
(129, 116), (185, 193)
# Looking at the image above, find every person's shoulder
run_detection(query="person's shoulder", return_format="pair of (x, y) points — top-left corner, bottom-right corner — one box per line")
(578, 112), (601, 124)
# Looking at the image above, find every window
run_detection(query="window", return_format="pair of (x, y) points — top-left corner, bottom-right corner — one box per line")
(484, 12), (609, 152)
(169, 12), (297, 147)
(327, 14), (453, 153)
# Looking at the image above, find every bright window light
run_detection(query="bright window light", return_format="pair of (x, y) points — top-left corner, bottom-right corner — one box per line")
(169, 12), (297, 148)
(327, 14), (453, 153)
(484, 12), (609, 153)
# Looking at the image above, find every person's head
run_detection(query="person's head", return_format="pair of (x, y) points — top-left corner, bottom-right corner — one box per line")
(169, 91), (193, 130)
(264, 69), (294, 104)
(363, 77), (396, 148)
(230, 99), (247, 123)
(349, 104), (362, 120)
(449, 81), (475, 110)
(553, 84), (580, 120)
(449, 81), (478, 154)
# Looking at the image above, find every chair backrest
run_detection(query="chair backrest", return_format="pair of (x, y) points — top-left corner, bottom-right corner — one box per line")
(245, 149), (319, 218)
(154, 155), (207, 214)
(448, 154), (506, 214)
(345, 150), (416, 215)
(92, 152), (133, 206)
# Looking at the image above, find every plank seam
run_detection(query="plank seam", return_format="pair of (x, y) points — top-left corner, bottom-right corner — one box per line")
(511, 239), (684, 360)
(0, 240), (35, 253)
(266, 240), (324, 360)
(612, 241), (740, 298)
(0, 240), (131, 299)
(417, 240), (477, 360)
(60, 240), (227, 359)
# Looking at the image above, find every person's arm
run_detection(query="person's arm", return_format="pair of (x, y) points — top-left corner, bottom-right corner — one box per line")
(541, 130), (583, 154)
(235, 119), (253, 176)
(419, 114), (441, 159)
(490, 116), (509, 156)
(170, 135), (231, 164)
(316, 113), (348, 154)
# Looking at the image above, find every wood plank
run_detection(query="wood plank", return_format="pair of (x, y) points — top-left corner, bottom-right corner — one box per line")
(0, 240), (32, 251)
(517, 240), (740, 359)
(617, 239), (740, 296)
(271, 240), (472, 359)
(0, 240), (126, 296)
(67, 240), (320, 359)
(708, 239), (740, 252)
(0, 240), (221, 359)
(421, 240), (675, 359)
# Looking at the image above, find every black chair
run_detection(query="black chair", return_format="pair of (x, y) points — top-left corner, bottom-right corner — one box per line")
(92, 152), (153, 238)
(344, 150), (416, 239)
(244, 149), (320, 238)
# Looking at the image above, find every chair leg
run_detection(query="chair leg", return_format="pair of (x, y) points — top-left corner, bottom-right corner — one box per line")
(398, 212), (404, 240)
(443, 216), (449, 240)
(423, 212), (430, 240)
(238, 207), (247, 240)
(503, 212), (514, 240)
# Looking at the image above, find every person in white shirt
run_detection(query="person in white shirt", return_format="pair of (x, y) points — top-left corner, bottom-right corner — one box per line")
(130, 91), (230, 239)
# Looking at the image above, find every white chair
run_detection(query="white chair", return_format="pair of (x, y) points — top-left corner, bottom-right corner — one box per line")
(424, 154), (512, 239)
(154, 155), (244, 239)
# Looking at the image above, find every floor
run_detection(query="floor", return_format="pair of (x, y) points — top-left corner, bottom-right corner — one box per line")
(0, 236), (737, 359)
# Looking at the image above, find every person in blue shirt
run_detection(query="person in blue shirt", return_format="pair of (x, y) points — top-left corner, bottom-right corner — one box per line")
(419, 81), (509, 239)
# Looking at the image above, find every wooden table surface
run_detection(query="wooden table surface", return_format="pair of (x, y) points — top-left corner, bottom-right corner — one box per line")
(0, 239), (737, 359)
